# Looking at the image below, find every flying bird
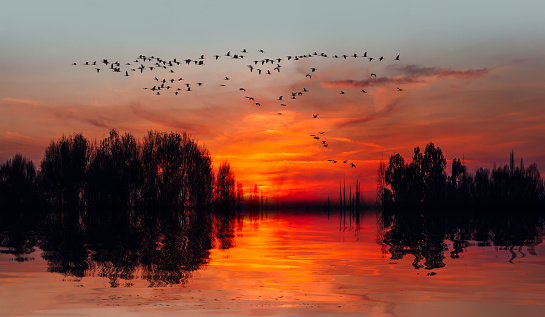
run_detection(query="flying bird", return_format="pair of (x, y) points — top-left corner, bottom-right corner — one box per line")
(371, 73), (377, 77)
(397, 87), (403, 91)
(350, 163), (357, 168)
(306, 74), (312, 79)
(313, 114), (318, 118)
(395, 54), (400, 60)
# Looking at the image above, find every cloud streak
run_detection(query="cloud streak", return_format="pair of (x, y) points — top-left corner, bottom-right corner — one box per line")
(323, 64), (492, 89)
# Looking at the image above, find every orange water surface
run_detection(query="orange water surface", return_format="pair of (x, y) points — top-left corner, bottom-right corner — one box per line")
(1, 210), (545, 317)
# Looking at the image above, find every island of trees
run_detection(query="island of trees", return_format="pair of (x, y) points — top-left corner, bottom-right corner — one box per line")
(376, 142), (544, 209)
(0, 129), (237, 211)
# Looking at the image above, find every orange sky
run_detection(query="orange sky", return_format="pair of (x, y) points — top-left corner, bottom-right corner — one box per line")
(1, 2), (544, 203)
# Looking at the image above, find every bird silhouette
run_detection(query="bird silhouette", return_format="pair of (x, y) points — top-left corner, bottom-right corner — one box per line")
(240, 88), (246, 91)
(313, 114), (318, 118)
(395, 54), (400, 60)
(397, 87), (403, 91)
(371, 73), (377, 77)
(256, 102), (261, 106)
(278, 96), (283, 100)
(350, 163), (356, 168)
(306, 74), (312, 79)
(361, 89), (367, 93)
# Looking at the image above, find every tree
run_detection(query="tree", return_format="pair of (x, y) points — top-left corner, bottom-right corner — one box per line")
(0, 154), (39, 207)
(214, 161), (236, 209)
(85, 129), (143, 207)
(40, 133), (90, 207)
(422, 142), (446, 204)
(376, 157), (386, 205)
(385, 153), (408, 204)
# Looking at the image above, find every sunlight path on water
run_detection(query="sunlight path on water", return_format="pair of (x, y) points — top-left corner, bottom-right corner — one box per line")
(1, 211), (545, 316)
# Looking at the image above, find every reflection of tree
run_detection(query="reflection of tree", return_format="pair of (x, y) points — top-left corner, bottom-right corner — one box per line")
(379, 209), (545, 272)
(380, 211), (447, 270)
(1, 207), (238, 287)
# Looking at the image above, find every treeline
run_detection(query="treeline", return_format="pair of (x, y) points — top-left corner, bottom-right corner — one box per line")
(377, 143), (544, 209)
(0, 129), (237, 210)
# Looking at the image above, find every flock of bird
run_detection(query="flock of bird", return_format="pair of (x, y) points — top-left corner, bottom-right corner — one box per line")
(73, 49), (404, 169)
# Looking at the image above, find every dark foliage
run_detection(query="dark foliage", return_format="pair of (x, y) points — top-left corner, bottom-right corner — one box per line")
(378, 145), (544, 209)
(1, 129), (235, 212)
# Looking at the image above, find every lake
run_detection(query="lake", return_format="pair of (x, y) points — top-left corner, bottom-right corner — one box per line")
(1, 208), (544, 316)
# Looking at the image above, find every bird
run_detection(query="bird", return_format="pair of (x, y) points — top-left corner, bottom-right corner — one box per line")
(371, 73), (377, 77)
(379, 56), (384, 61)
(306, 74), (312, 79)
(197, 82), (203, 86)
(95, 68), (100, 72)
(397, 87), (403, 91)
(224, 77), (229, 80)
(361, 89), (367, 93)
(256, 102), (261, 106)
(239, 88), (246, 91)
(395, 54), (400, 60)
(313, 114), (318, 118)
(302, 88), (308, 92)
(278, 96), (283, 100)
(280, 104), (287, 107)
(340, 91), (345, 94)
(258, 49), (264, 53)
(311, 68), (317, 72)
(350, 163), (357, 168)
(277, 113), (282, 115)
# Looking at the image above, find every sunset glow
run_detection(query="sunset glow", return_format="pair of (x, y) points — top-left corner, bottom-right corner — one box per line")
(1, 1), (544, 202)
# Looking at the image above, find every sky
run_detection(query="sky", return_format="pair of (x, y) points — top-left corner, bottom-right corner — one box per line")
(1, 0), (544, 202)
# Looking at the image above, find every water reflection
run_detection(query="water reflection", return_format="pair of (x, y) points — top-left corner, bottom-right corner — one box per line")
(378, 209), (544, 272)
(1, 208), (240, 287)
(1, 207), (544, 287)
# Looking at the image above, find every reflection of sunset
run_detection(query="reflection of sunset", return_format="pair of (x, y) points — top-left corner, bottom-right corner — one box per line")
(2, 211), (545, 316)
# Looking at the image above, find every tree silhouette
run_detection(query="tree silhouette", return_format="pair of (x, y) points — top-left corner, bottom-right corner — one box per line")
(40, 133), (90, 207)
(380, 144), (543, 208)
(214, 160), (236, 209)
(85, 129), (143, 208)
(0, 154), (40, 208)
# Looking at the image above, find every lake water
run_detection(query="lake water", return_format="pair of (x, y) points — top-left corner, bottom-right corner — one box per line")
(1, 208), (545, 316)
